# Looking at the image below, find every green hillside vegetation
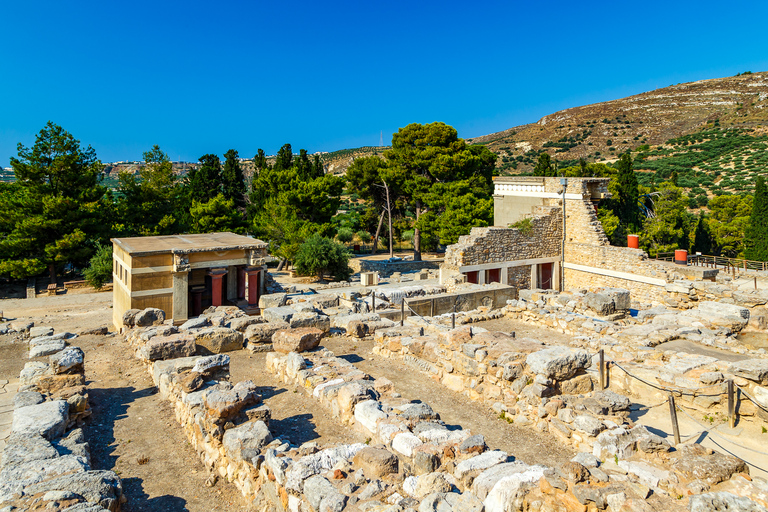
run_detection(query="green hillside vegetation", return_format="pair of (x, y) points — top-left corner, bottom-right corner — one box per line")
(634, 128), (768, 203)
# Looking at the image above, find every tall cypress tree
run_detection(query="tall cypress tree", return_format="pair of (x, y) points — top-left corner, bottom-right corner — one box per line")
(253, 149), (268, 172)
(616, 153), (639, 231)
(274, 144), (293, 171)
(222, 149), (246, 209)
(745, 176), (768, 261)
(313, 154), (324, 177)
(692, 211), (714, 256)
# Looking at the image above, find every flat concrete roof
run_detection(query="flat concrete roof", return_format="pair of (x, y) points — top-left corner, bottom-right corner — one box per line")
(112, 232), (268, 256)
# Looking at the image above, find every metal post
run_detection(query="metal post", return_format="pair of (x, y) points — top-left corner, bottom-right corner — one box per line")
(451, 311), (456, 329)
(755, 277), (758, 291)
(371, 292), (375, 312)
(599, 349), (605, 390)
(668, 394), (681, 446)
(560, 178), (567, 292)
(430, 298), (435, 317)
(728, 379), (735, 429)
(400, 300), (405, 326)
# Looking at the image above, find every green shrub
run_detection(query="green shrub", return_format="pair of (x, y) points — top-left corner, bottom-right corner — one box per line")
(509, 217), (534, 236)
(336, 227), (354, 243)
(356, 230), (372, 243)
(84, 243), (113, 290)
(294, 234), (351, 281)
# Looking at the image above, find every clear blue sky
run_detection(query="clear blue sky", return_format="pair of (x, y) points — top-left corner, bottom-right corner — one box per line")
(2, 0), (767, 165)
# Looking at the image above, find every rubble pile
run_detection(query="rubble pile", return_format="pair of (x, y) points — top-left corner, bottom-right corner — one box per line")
(0, 330), (124, 511)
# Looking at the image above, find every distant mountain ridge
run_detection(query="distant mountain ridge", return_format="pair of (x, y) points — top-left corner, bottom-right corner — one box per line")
(317, 71), (768, 176)
(469, 71), (768, 173)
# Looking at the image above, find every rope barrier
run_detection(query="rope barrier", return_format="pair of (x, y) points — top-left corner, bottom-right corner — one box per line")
(737, 387), (768, 414)
(611, 362), (724, 398)
(404, 301), (433, 325)
(675, 403), (768, 458)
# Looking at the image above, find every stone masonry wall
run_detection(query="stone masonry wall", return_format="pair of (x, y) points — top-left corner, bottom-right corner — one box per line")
(443, 206), (562, 271)
(349, 258), (442, 277)
(565, 243), (676, 304)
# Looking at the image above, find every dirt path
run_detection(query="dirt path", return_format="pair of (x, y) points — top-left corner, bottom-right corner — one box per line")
(320, 336), (576, 468)
(228, 350), (366, 447)
(78, 334), (249, 512)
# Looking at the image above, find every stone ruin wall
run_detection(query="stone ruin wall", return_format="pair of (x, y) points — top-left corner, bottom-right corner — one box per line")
(442, 206), (562, 273)
(564, 243), (675, 304)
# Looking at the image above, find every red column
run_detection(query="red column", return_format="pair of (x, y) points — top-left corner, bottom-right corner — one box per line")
(246, 267), (260, 307)
(209, 269), (227, 307)
(237, 267), (246, 299)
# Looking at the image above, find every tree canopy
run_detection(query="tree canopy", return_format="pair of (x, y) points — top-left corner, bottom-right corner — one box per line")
(347, 122), (496, 259)
(0, 122), (108, 281)
(745, 176), (768, 261)
(116, 145), (183, 236)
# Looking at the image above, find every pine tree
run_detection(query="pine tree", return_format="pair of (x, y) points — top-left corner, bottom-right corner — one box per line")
(221, 149), (246, 209)
(0, 122), (108, 281)
(745, 176), (768, 260)
(616, 153), (640, 231)
(188, 154), (222, 203)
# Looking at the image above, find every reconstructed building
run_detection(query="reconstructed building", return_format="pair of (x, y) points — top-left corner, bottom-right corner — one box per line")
(111, 232), (269, 330)
(441, 176), (680, 303)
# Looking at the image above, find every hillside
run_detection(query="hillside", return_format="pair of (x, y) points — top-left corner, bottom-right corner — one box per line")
(468, 71), (768, 174)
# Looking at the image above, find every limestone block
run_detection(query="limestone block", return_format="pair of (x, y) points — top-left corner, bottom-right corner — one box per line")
(354, 400), (387, 434)
(482, 465), (546, 512)
(12, 400), (69, 440)
(272, 328), (323, 353)
(258, 293), (288, 309)
(670, 443), (748, 486)
(454, 450), (509, 480)
(303, 475), (346, 512)
(698, 301), (750, 320)
(29, 340), (66, 358)
(29, 326), (54, 338)
(0, 454), (90, 503)
(584, 292), (615, 316)
(134, 307), (166, 327)
(139, 334), (195, 361)
(222, 420), (272, 462)
(525, 347), (590, 380)
(337, 382), (371, 415)
(689, 492), (767, 512)
(49, 347), (84, 374)
(728, 359), (768, 385)
(289, 312), (331, 332)
(22, 470), (124, 511)
(353, 447), (399, 479)
(226, 316), (264, 332)
(193, 327), (243, 354)
(204, 380), (260, 420)
(572, 415), (605, 436)
(179, 316), (209, 330)
(557, 373), (593, 395)
(592, 425), (670, 460)
(244, 321), (289, 342)
(191, 354), (230, 374)
(391, 432), (423, 457)
(262, 306), (297, 324)
(122, 309), (141, 327)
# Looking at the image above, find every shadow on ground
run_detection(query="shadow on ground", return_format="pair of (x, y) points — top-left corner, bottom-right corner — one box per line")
(122, 478), (189, 512)
(270, 413), (320, 445)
